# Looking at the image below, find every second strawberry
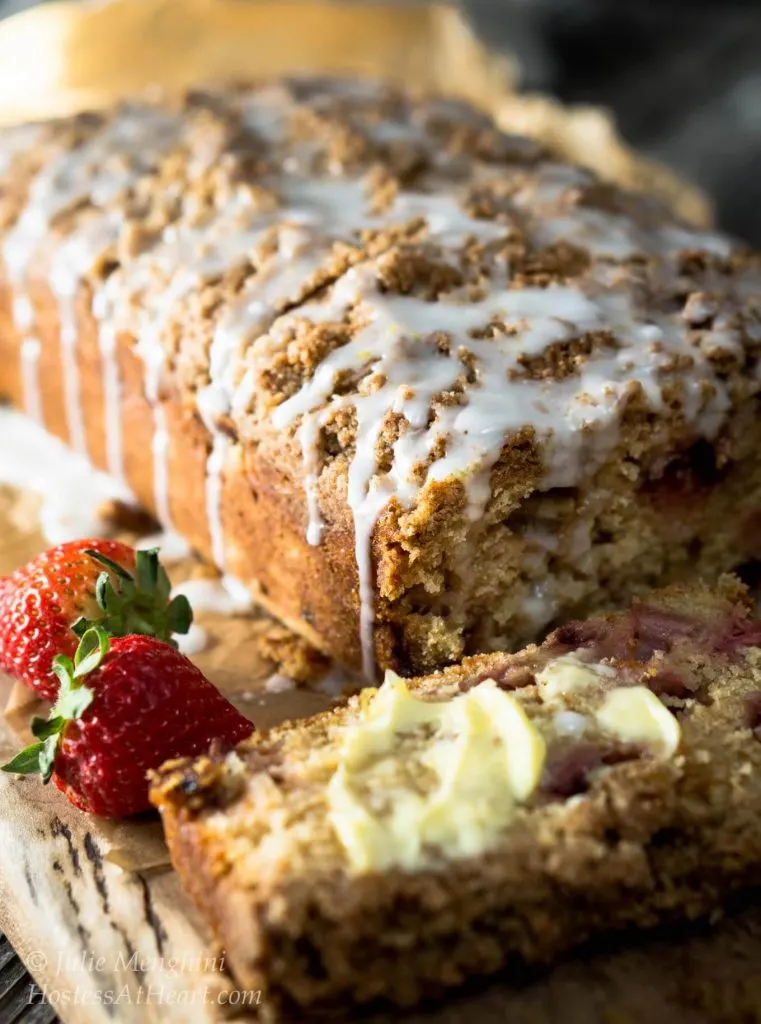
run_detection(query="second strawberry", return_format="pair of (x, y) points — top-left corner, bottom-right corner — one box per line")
(0, 539), (192, 701)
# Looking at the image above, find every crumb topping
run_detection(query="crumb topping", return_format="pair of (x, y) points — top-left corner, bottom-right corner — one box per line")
(2, 78), (761, 677)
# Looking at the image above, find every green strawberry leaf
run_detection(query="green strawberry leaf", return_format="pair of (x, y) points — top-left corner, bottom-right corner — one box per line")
(2, 729), (62, 782)
(167, 594), (192, 636)
(129, 614), (160, 637)
(156, 563), (172, 602)
(38, 734), (60, 784)
(54, 626), (104, 719)
(55, 685), (94, 721)
(2, 629), (109, 783)
(75, 546), (193, 643)
(52, 655), (75, 689)
(84, 549), (132, 582)
(2, 743), (47, 775)
(94, 571), (112, 611)
(31, 715), (65, 740)
(70, 616), (88, 639)
(73, 625), (108, 678)
(136, 548), (159, 593)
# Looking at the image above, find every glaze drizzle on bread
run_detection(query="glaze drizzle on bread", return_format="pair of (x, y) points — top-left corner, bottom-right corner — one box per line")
(1, 79), (761, 676)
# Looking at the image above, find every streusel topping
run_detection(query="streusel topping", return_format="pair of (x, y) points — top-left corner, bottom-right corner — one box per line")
(2, 78), (760, 676)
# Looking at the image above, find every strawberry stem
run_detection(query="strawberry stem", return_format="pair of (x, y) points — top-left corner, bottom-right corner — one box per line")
(1, 628), (109, 783)
(84, 549), (132, 582)
(72, 548), (192, 646)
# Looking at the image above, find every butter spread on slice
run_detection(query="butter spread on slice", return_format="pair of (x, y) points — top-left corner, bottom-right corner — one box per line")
(595, 685), (681, 756)
(535, 652), (616, 701)
(327, 672), (546, 873)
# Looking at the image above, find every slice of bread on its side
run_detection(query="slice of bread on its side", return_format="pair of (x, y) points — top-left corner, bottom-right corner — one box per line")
(151, 578), (761, 1020)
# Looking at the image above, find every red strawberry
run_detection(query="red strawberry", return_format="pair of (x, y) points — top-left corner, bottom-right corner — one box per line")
(1, 627), (253, 817)
(0, 539), (192, 700)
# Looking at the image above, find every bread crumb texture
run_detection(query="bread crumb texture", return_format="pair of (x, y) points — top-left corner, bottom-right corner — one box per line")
(151, 579), (761, 1018)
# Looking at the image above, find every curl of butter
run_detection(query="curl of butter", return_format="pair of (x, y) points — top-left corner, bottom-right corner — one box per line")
(536, 653), (616, 701)
(328, 673), (546, 873)
(595, 686), (681, 757)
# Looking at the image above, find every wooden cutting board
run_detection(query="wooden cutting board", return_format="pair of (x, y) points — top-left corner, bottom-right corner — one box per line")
(2, 479), (761, 1024)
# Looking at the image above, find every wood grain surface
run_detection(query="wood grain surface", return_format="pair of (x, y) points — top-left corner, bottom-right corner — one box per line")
(0, 931), (56, 1024)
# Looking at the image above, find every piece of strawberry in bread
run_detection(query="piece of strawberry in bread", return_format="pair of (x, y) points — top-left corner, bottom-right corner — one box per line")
(151, 577), (761, 1020)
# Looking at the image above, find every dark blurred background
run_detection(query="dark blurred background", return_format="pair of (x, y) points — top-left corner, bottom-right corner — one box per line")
(1, 0), (760, 245)
(466, 0), (761, 246)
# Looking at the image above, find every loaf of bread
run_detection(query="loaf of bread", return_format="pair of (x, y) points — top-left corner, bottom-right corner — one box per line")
(1, 79), (760, 678)
(151, 578), (761, 1019)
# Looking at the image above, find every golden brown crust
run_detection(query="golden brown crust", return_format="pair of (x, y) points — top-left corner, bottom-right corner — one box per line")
(151, 580), (761, 1019)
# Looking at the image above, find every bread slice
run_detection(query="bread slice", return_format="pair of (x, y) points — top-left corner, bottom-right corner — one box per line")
(151, 577), (761, 1020)
(2, 79), (761, 680)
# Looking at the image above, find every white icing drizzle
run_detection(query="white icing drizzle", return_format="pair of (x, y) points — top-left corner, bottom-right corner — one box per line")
(94, 316), (124, 480)
(94, 114), (738, 679)
(0, 85), (750, 684)
(170, 574), (255, 657)
(314, 661), (358, 697)
(0, 123), (44, 176)
(2, 106), (193, 508)
(18, 337), (43, 424)
(107, 169), (509, 572)
(49, 240), (88, 454)
(511, 161), (734, 261)
(59, 316), (86, 453)
(47, 218), (121, 455)
(552, 710), (590, 738)
(268, 237), (742, 676)
(205, 433), (230, 568)
(522, 582), (558, 633)
(264, 673), (298, 694)
(11, 290), (43, 423)
(133, 276), (192, 534)
(151, 403), (173, 529)
(270, 271), (597, 672)
(135, 529), (192, 565)
(175, 623), (209, 657)
(0, 126), (47, 421)
(535, 207), (733, 262)
(299, 413), (326, 545)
